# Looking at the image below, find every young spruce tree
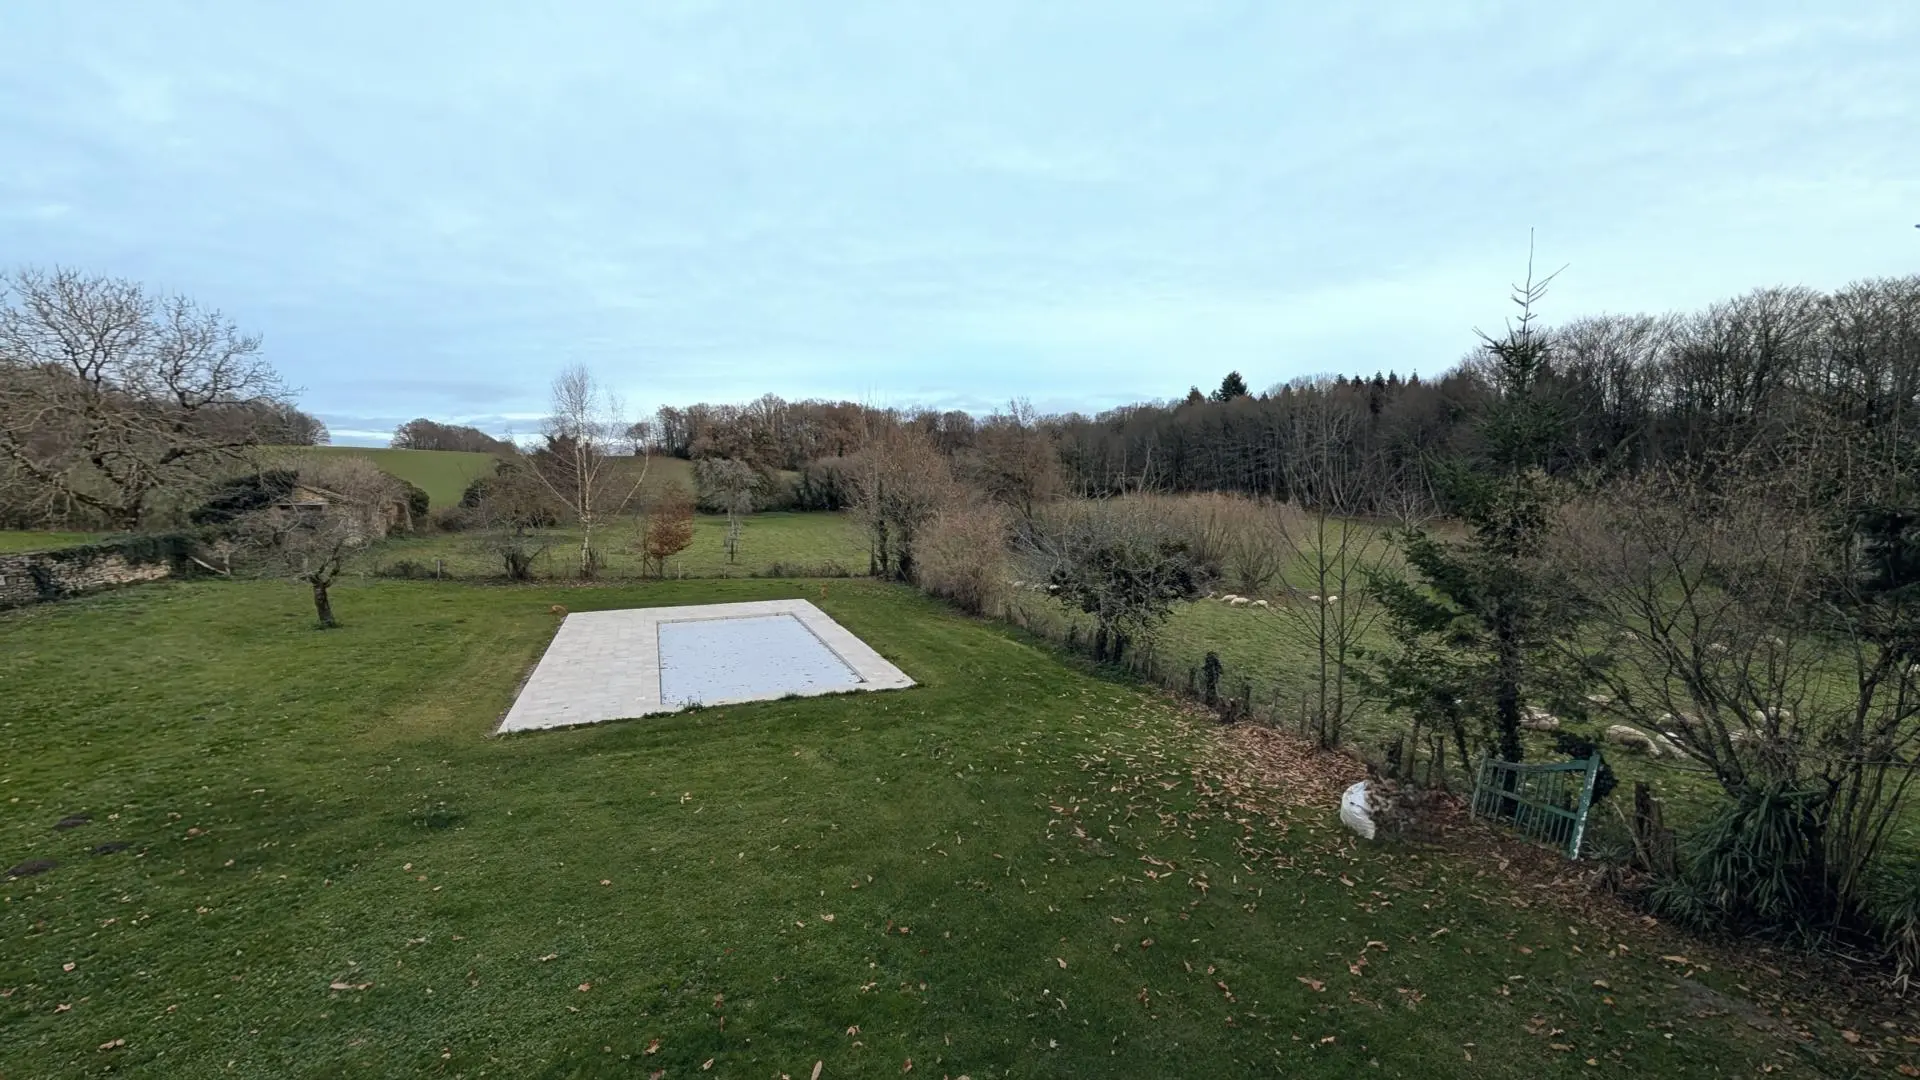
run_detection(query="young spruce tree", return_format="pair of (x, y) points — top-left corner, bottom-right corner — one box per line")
(1363, 245), (1599, 769)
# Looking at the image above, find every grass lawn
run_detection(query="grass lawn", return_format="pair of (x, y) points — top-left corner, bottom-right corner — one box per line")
(0, 531), (111, 553)
(3, 577), (1901, 1078)
(371, 511), (869, 580)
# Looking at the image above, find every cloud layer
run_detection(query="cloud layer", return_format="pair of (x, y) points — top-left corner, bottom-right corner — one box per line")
(4, 2), (1915, 443)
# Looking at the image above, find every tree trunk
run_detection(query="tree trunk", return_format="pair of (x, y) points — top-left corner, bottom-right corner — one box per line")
(312, 581), (337, 628)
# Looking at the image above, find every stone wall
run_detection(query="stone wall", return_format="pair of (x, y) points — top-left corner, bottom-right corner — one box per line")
(0, 547), (176, 609)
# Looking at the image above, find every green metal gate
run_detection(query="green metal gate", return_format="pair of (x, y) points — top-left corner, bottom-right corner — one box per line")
(1469, 753), (1603, 859)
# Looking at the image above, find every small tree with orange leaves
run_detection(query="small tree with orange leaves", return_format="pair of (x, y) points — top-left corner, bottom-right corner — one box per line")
(638, 481), (696, 578)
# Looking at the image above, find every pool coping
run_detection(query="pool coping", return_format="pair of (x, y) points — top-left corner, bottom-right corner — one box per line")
(495, 599), (915, 733)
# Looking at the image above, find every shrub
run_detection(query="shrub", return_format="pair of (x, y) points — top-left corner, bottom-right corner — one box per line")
(917, 504), (1010, 615)
(398, 480), (431, 524)
(429, 504), (475, 532)
(753, 559), (853, 578)
(190, 469), (299, 527)
(374, 559), (434, 579)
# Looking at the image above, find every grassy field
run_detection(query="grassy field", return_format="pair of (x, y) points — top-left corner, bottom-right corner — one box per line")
(0, 531), (110, 553)
(281, 447), (503, 509)
(370, 511), (868, 580)
(3, 577), (1908, 1078)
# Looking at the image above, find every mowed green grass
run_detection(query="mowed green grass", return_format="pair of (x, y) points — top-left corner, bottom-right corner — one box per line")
(287, 447), (503, 509)
(0, 531), (111, 553)
(1, 578), (1874, 1078)
(372, 511), (868, 579)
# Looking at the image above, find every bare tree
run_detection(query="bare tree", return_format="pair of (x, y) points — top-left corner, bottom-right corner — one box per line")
(1019, 498), (1205, 664)
(963, 399), (1064, 520)
(693, 458), (759, 565)
(1553, 435), (1919, 932)
(532, 365), (646, 578)
(237, 457), (400, 627)
(845, 422), (958, 581)
(0, 267), (288, 529)
(1270, 392), (1390, 748)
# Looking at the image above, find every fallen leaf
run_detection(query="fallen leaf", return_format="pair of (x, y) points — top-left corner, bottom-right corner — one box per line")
(63, 962), (75, 972)
(55, 1003), (72, 1013)
(645, 1039), (660, 1055)
(1296, 977), (1325, 992)
(1592, 980), (1611, 990)
(1550, 1043), (1574, 1052)
(703, 1058), (714, 1071)
(329, 981), (372, 991)
(577, 982), (591, 992)
(600, 879), (611, 886)
(1894, 1065), (1918, 1077)
(902, 1059), (913, 1072)
(1056, 957), (1067, 968)
(1659, 955), (1691, 965)
(538, 954), (558, 962)
(98, 1038), (125, 1051)
(812, 1062), (824, 1080)
(1140, 938), (1154, 948)
(1840, 1030), (1860, 1044)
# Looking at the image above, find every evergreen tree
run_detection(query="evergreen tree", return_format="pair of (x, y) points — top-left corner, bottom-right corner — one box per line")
(1211, 371), (1250, 402)
(1363, 247), (1599, 767)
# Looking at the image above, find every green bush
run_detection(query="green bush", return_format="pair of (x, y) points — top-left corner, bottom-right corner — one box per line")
(398, 480), (431, 523)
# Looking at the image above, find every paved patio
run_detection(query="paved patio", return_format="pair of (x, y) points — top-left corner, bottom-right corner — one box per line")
(495, 599), (915, 733)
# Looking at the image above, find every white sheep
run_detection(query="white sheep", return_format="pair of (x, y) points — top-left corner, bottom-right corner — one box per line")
(1520, 705), (1559, 732)
(1306, 594), (1321, 603)
(1605, 724), (1662, 756)
(1251, 599), (1270, 608)
(1228, 597), (1251, 606)
(1324, 595), (1339, 603)
(1220, 593), (1241, 603)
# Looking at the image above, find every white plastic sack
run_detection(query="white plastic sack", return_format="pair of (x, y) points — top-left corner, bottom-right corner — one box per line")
(1339, 780), (1376, 840)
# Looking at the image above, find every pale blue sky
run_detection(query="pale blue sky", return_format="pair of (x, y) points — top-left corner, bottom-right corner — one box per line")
(3, 2), (1915, 445)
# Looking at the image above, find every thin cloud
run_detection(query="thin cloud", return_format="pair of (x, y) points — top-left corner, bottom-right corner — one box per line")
(1, 1), (1913, 424)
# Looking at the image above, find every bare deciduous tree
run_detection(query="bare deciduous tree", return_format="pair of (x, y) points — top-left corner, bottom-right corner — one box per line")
(1270, 391), (1391, 748)
(0, 267), (288, 529)
(846, 423), (958, 582)
(1554, 433), (1919, 931)
(1020, 498), (1205, 664)
(238, 457), (400, 628)
(532, 365), (646, 578)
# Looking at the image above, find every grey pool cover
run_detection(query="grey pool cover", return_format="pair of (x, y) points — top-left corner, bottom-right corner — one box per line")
(495, 599), (915, 732)
(658, 614), (860, 707)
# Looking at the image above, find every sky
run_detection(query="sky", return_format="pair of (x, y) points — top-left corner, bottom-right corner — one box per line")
(2, 2), (1916, 446)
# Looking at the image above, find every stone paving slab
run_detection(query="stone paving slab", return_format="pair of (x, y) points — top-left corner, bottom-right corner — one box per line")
(496, 599), (915, 733)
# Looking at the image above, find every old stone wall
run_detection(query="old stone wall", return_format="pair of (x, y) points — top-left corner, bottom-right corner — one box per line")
(0, 549), (173, 609)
